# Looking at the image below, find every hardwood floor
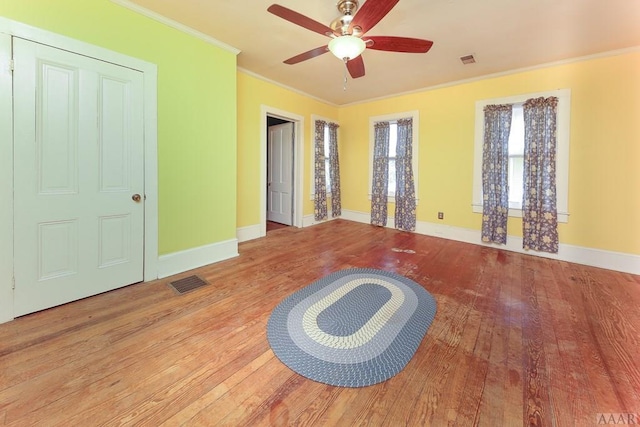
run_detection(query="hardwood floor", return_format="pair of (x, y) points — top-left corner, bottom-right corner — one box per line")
(1, 220), (639, 426)
(267, 221), (289, 232)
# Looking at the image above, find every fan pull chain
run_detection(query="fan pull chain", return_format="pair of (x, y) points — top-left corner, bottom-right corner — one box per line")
(343, 68), (347, 90)
(343, 60), (348, 91)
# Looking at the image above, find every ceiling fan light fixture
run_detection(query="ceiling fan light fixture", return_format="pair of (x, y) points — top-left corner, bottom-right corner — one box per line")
(328, 35), (366, 61)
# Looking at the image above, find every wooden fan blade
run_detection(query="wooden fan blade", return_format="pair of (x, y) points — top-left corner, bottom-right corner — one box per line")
(347, 55), (365, 79)
(268, 4), (334, 37)
(284, 46), (330, 64)
(349, 0), (399, 35)
(366, 36), (433, 53)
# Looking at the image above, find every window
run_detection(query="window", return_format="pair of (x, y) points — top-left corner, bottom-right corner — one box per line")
(310, 115), (339, 197)
(507, 104), (524, 209)
(323, 123), (331, 190)
(472, 89), (571, 222)
(369, 111), (419, 201)
(387, 122), (398, 194)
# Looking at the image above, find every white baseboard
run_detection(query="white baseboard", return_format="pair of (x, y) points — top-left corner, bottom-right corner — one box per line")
(237, 224), (262, 243)
(341, 209), (640, 275)
(157, 239), (239, 279)
(235, 215), (339, 242)
(235, 211), (639, 275)
(303, 214), (339, 228)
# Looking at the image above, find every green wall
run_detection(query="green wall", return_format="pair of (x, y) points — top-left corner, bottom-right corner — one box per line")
(1, 0), (238, 255)
(4, 0), (637, 259)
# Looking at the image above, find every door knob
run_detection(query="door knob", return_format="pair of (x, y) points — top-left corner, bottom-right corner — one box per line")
(132, 194), (141, 202)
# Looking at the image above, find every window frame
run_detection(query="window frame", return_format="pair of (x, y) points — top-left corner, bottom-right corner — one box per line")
(368, 110), (420, 203)
(472, 89), (571, 222)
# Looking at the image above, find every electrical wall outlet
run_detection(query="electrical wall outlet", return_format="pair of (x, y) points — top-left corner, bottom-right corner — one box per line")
(438, 212), (444, 220)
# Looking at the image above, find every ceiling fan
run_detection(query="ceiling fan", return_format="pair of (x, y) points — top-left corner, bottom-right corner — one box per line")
(267, 0), (433, 79)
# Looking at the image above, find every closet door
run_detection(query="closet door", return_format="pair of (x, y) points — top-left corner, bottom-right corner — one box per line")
(13, 38), (145, 316)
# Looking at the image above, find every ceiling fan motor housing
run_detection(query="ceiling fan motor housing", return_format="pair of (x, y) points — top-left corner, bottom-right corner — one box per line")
(337, 0), (358, 15)
(331, 0), (362, 36)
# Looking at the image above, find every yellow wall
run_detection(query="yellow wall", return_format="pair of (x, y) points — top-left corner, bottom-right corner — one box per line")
(236, 72), (338, 227)
(4, 0), (637, 258)
(338, 52), (640, 255)
(1, 0), (238, 255)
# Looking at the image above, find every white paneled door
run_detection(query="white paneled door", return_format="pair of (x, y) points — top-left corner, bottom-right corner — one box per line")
(267, 122), (294, 225)
(13, 38), (145, 316)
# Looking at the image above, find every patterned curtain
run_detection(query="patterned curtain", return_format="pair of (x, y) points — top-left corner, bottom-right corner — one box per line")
(327, 122), (342, 217)
(522, 97), (559, 253)
(370, 122), (390, 226)
(481, 104), (512, 244)
(314, 120), (328, 221)
(395, 118), (416, 231)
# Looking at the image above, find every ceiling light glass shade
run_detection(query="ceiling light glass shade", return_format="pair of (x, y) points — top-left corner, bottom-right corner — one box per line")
(328, 35), (366, 60)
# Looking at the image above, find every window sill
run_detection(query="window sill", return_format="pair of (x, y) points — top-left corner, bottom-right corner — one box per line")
(472, 204), (569, 223)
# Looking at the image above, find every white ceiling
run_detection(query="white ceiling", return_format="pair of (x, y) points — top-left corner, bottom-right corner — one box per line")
(124, 0), (640, 105)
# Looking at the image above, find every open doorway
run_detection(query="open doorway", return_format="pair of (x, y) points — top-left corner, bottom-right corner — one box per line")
(267, 116), (294, 232)
(259, 106), (305, 238)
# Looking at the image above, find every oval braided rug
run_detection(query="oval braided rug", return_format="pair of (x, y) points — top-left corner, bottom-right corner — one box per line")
(267, 268), (437, 387)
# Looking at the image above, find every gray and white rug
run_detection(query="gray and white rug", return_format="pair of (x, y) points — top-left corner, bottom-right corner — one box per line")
(267, 268), (437, 387)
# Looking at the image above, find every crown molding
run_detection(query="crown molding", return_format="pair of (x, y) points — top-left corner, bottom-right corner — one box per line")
(109, 0), (240, 55)
(237, 67), (338, 107)
(341, 45), (640, 107)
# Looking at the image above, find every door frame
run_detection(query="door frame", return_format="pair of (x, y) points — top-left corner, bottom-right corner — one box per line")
(0, 17), (158, 323)
(260, 105), (304, 237)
